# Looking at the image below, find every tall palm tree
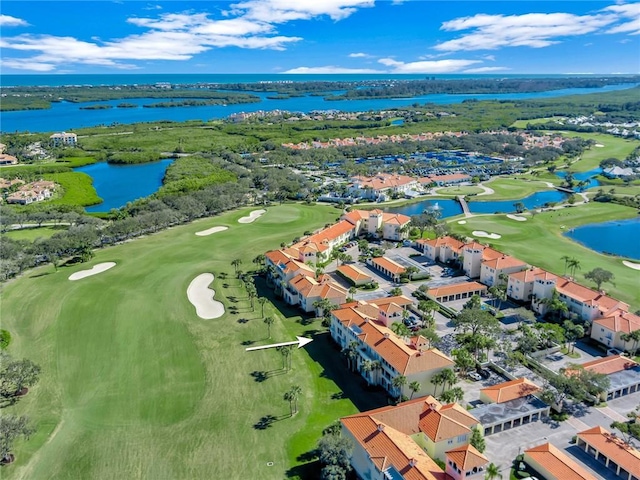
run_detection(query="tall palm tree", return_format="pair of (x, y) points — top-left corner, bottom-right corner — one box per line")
(568, 258), (581, 278)
(392, 375), (407, 399)
(408, 381), (421, 399)
(431, 370), (445, 396)
(258, 297), (268, 317)
(484, 462), (502, 480)
(560, 255), (571, 276)
(264, 316), (274, 339)
(348, 287), (357, 301)
(277, 345), (293, 371)
(284, 385), (302, 416)
(231, 258), (242, 274)
(390, 321), (411, 337)
(440, 368), (457, 395)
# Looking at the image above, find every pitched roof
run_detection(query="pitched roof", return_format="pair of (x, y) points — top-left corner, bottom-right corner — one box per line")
(336, 264), (372, 284)
(524, 443), (596, 480)
(482, 255), (526, 270)
(352, 173), (417, 191)
(446, 444), (489, 471)
(371, 256), (406, 275)
(299, 220), (354, 246)
(381, 212), (412, 225)
(509, 267), (546, 283)
(341, 415), (447, 480)
(427, 281), (487, 298)
(577, 355), (638, 375)
(417, 236), (464, 252)
(265, 249), (294, 265)
(577, 426), (640, 477)
(593, 310), (640, 334)
(332, 307), (453, 375)
(554, 278), (627, 315)
(367, 295), (414, 308)
(419, 401), (479, 443)
(480, 378), (541, 403)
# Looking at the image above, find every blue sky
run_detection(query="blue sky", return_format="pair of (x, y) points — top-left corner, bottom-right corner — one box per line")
(0, 1), (638, 74)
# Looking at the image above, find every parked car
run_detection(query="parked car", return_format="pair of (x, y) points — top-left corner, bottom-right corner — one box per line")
(477, 368), (491, 379)
(468, 372), (482, 381)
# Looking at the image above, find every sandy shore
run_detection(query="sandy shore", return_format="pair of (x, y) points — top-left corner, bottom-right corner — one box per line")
(622, 260), (640, 271)
(187, 273), (225, 319)
(69, 262), (116, 281)
(506, 214), (527, 222)
(473, 231), (502, 239)
(195, 226), (229, 236)
(238, 209), (266, 224)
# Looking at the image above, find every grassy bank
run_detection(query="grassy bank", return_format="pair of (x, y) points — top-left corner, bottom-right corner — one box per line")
(2, 226), (67, 241)
(43, 171), (102, 207)
(0, 204), (364, 480)
(449, 202), (640, 309)
(477, 178), (555, 201)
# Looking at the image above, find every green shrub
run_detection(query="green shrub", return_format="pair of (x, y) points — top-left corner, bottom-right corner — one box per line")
(0, 330), (11, 349)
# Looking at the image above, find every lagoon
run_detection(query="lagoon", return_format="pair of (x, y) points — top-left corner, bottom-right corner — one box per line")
(76, 159), (173, 212)
(564, 217), (640, 261)
(2, 82), (637, 133)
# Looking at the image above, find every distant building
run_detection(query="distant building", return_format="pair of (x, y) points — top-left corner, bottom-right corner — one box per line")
(0, 154), (18, 165)
(50, 132), (77, 147)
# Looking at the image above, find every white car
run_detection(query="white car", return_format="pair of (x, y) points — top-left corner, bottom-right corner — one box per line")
(468, 372), (482, 381)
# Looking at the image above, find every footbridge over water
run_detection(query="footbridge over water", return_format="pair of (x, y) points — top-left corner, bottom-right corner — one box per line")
(457, 195), (471, 217)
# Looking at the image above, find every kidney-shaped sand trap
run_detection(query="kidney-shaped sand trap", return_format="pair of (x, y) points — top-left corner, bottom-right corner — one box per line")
(69, 262), (116, 281)
(623, 260), (640, 271)
(506, 214), (527, 221)
(473, 231), (502, 239)
(187, 273), (225, 319)
(195, 226), (229, 236)
(238, 209), (266, 224)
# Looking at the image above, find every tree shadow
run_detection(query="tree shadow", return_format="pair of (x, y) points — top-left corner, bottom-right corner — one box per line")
(253, 413), (290, 430)
(250, 369), (286, 382)
(241, 340), (254, 346)
(237, 318), (250, 324)
(227, 296), (239, 304)
(286, 459), (321, 479)
(29, 271), (54, 279)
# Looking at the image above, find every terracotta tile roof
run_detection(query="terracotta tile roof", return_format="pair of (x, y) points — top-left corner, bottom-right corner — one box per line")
(524, 443), (596, 480)
(463, 241), (486, 251)
(445, 444), (488, 471)
(482, 247), (503, 261)
(341, 415), (447, 480)
(593, 311), (640, 334)
(482, 255), (526, 270)
(535, 271), (559, 281)
(428, 281), (487, 298)
(576, 355), (638, 375)
(509, 267), (546, 283)
(555, 278), (627, 315)
(337, 264), (372, 284)
(419, 401), (479, 442)
(577, 426), (640, 477)
(333, 306), (453, 375)
(371, 256), (406, 275)
(367, 295), (414, 308)
(265, 249), (295, 265)
(342, 209), (370, 225)
(300, 220), (354, 246)
(417, 236), (465, 252)
(282, 259), (315, 276)
(381, 212), (412, 225)
(480, 378), (541, 403)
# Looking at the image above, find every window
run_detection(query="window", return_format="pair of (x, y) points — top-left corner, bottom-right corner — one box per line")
(457, 434), (467, 443)
(448, 439), (454, 445)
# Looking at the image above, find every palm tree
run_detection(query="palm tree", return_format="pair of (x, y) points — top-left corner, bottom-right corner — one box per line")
(231, 258), (242, 274)
(390, 322), (411, 337)
(408, 381), (421, 399)
(392, 375), (407, 399)
(568, 258), (581, 278)
(348, 287), (357, 301)
(258, 297), (268, 317)
(247, 285), (257, 310)
(440, 368), (457, 395)
(484, 463), (502, 480)
(277, 345), (293, 371)
(430, 371), (444, 396)
(561, 255), (571, 276)
(264, 316), (274, 339)
(344, 341), (360, 372)
(361, 359), (376, 386)
(449, 386), (464, 402)
(284, 385), (302, 416)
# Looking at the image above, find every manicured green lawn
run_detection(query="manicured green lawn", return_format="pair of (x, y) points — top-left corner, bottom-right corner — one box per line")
(1, 204), (362, 480)
(510, 117), (566, 128)
(547, 132), (640, 171)
(2, 226), (67, 241)
(449, 202), (640, 309)
(479, 177), (555, 200)
(435, 186), (484, 196)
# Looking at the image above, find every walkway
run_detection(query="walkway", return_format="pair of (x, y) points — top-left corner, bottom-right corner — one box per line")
(456, 195), (471, 217)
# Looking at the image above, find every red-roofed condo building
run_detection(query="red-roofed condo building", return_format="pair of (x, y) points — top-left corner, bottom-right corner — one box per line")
(576, 426), (640, 480)
(330, 303), (454, 399)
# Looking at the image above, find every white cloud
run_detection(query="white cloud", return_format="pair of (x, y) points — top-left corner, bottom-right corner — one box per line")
(603, 3), (640, 34)
(436, 12), (616, 51)
(1, 0), (373, 71)
(0, 15), (28, 27)
(284, 65), (382, 73)
(463, 66), (511, 73)
(349, 52), (371, 58)
(378, 57), (481, 73)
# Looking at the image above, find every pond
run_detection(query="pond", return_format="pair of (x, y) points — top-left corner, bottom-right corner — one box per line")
(564, 217), (640, 260)
(555, 167), (602, 190)
(387, 190), (568, 217)
(76, 159), (173, 212)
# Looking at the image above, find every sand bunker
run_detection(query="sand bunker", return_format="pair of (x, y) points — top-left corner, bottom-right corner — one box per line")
(473, 231), (502, 239)
(187, 273), (225, 319)
(506, 214), (527, 222)
(69, 262), (116, 281)
(457, 220), (467, 224)
(195, 226), (228, 236)
(238, 209), (266, 224)
(595, 144), (604, 147)
(622, 261), (640, 271)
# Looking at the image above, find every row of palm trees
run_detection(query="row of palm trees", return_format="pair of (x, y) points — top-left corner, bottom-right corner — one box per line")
(561, 255), (581, 278)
